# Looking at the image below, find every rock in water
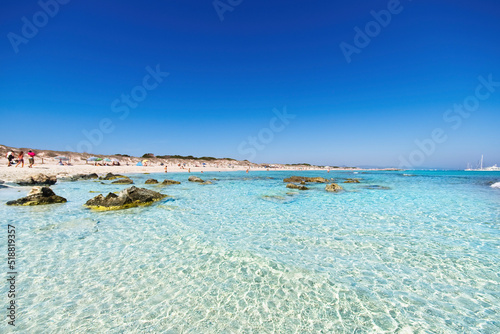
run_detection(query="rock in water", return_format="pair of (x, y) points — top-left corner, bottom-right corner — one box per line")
(283, 176), (329, 183)
(84, 186), (168, 211)
(188, 176), (204, 183)
(200, 180), (213, 185)
(6, 187), (67, 206)
(16, 173), (57, 186)
(73, 173), (99, 181)
(60, 173), (100, 181)
(162, 179), (181, 185)
(283, 176), (305, 183)
(325, 183), (343, 192)
(307, 177), (329, 183)
(99, 173), (127, 180)
(145, 179), (159, 184)
(286, 183), (308, 190)
(344, 178), (361, 183)
(112, 178), (134, 184)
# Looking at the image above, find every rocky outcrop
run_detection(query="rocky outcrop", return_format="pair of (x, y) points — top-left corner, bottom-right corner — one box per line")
(75, 173), (99, 180)
(62, 173), (99, 181)
(112, 178), (134, 184)
(6, 187), (67, 206)
(286, 183), (308, 190)
(84, 186), (167, 211)
(162, 179), (181, 185)
(200, 180), (213, 185)
(308, 177), (329, 183)
(188, 176), (204, 183)
(145, 179), (159, 184)
(344, 178), (361, 183)
(283, 176), (329, 183)
(16, 173), (57, 186)
(99, 173), (127, 180)
(325, 183), (343, 192)
(283, 176), (306, 183)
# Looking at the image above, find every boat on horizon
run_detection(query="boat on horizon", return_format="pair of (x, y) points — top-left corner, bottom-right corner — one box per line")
(465, 155), (500, 171)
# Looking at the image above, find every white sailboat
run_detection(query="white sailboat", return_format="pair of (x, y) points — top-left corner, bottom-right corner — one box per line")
(465, 155), (500, 171)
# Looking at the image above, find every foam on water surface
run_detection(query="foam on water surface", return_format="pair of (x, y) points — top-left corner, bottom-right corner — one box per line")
(1, 170), (499, 333)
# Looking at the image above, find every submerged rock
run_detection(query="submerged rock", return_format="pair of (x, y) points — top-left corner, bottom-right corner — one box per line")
(162, 179), (181, 185)
(188, 176), (204, 183)
(325, 183), (343, 192)
(344, 178), (361, 183)
(6, 187), (67, 206)
(261, 193), (297, 204)
(363, 185), (391, 190)
(145, 179), (159, 184)
(200, 180), (213, 185)
(112, 178), (134, 184)
(286, 183), (308, 190)
(84, 186), (168, 211)
(99, 173), (127, 180)
(283, 176), (329, 183)
(16, 173), (57, 186)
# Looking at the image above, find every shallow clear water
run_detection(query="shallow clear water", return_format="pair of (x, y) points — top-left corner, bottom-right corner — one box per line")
(1, 170), (500, 333)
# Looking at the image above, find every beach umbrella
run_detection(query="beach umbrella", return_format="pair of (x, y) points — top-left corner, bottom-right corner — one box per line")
(136, 162), (143, 166)
(54, 156), (69, 161)
(103, 158), (111, 162)
(87, 157), (99, 161)
(95, 158), (103, 161)
(142, 160), (149, 164)
(27, 151), (36, 157)
(111, 158), (119, 162)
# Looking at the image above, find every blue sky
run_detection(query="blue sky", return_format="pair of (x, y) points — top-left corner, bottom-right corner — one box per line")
(1, 0), (499, 168)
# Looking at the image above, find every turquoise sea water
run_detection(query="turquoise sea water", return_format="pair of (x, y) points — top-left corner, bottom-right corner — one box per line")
(1, 170), (499, 333)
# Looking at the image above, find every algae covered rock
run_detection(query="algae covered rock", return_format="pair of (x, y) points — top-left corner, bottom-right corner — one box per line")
(162, 179), (181, 185)
(16, 173), (57, 186)
(112, 178), (134, 184)
(344, 178), (361, 183)
(6, 186), (67, 206)
(99, 173), (127, 180)
(84, 186), (167, 211)
(188, 176), (204, 183)
(325, 183), (343, 192)
(283, 176), (305, 183)
(200, 180), (213, 185)
(145, 179), (159, 184)
(307, 177), (329, 183)
(66, 173), (99, 181)
(283, 176), (329, 183)
(286, 183), (308, 190)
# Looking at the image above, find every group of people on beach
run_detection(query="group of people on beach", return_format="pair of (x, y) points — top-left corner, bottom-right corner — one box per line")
(6, 150), (36, 168)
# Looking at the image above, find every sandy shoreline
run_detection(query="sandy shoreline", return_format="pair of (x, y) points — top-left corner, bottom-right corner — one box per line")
(0, 163), (335, 183)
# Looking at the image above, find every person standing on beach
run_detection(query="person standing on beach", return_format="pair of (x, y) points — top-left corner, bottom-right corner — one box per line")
(27, 150), (35, 168)
(6, 151), (14, 166)
(164, 166), (168, 173)
(15, 151), (24, 168)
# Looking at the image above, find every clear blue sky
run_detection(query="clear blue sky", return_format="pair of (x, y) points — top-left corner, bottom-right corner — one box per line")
(1, 0), (499, 168)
